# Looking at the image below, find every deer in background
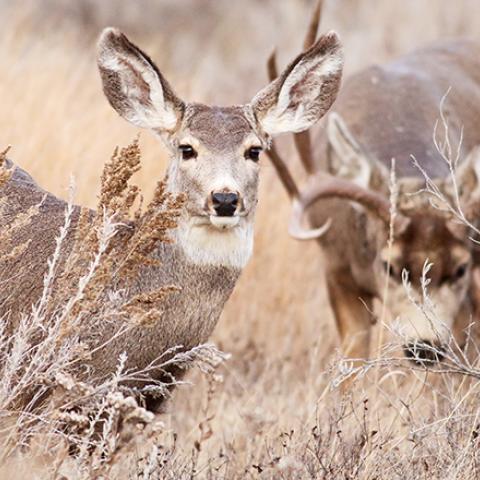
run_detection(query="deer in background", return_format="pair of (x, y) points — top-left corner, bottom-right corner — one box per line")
(269, 2), (480, 364)
(0, 26), (343, 409)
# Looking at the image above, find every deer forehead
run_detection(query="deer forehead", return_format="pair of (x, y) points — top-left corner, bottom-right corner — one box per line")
(381, 216), (471, 269)
(180, 104), (261, 152)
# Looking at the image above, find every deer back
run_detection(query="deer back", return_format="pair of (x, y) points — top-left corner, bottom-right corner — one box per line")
(315, 40), (480, 179)
(0, 164), (76, 322)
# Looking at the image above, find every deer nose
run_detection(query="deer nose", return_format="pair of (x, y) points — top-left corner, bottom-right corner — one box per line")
(403, 340), (445, 365)
(211, 191), (239, 217)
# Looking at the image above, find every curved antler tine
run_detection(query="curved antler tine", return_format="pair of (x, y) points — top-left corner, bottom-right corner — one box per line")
(303, 0), (323, 50)
(265, 49), (301, 198)
(266, 142), (300, 199)
(288, 175), (410, 241)
(289, 197), (332, 240)
(302, 176), (393, 224)
(268, 50), (316, 174)
(267, 49), (279, 81)
(293, 131), (315, 174)
(292, 0), (324, 175)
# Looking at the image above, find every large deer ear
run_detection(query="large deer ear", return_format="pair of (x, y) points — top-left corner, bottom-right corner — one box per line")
(250, 32), (343, 136)
(445, 145), (480, 223)
(450, 145), (480, 198)
(97, 28), (184, 131)
(326, 112), (388, 189)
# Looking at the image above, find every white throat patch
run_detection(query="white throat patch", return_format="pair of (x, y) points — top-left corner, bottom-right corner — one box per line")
(174, 218), (254, 269)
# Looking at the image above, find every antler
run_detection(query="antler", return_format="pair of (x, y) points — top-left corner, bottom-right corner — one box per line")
(289, 174), (396, 240)
(265, 0), (329, 234)
(266, 0), (407, 240)
(293, 0), (323, 175)
(266, 0), (322, 179)
(265, 0), (332, 235)
(265, 52), (299, 199)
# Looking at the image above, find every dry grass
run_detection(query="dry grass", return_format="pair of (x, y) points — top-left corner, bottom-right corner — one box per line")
(2, 0), (480, 478)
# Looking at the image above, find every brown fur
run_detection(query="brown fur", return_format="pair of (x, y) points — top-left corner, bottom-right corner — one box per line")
(0, 27), (343, 409)
(306, 40), (480, 359)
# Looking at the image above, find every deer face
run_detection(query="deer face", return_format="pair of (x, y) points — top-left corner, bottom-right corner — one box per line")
(375, 214), (473, 362)
(325, 114), (480, 362)
(163, 104), (264, 268)
(291, 113), (480, 362)
(97, 28), (343, 268)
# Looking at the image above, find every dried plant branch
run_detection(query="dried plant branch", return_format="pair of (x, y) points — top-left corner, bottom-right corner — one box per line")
(412, 88), (480, 240)
(0, 139), (224, 477)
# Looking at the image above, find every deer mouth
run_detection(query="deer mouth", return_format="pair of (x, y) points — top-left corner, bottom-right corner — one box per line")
(189, 212), (245, 231)
(209, 215), (240, 230)
(188, 214), (241, 230)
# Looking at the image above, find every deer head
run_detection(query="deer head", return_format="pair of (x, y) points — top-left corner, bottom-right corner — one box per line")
(289, 113), (480, 362)
(97, 27), (343, 269)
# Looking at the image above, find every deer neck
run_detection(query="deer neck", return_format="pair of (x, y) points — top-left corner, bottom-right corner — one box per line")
(103, 239), (238, 373)
(152, 239), (242, 304)
(91, 236), (242, 381)
(144, 221), (246, 341)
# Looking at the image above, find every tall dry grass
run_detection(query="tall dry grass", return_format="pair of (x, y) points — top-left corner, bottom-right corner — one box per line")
(2, 0), (480, 478)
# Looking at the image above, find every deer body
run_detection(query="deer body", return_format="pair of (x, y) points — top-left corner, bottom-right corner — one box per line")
(310, 39), (480, 283)
(0, 27), (344, 406)
(92, 242), (241, 382)
(271, 33), (480, 362)
(314, 40), (480, 178)
(0, 164), (239, 374)
(316, 40), (480, 361)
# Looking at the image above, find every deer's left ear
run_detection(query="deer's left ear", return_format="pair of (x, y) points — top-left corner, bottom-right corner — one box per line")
(326, 112), (389, 190)
(250, 32), (343, 136)
(447, 145), (480, 200)
(97, 27), (184, 132)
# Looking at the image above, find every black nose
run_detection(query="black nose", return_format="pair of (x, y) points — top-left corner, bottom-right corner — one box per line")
(211, 192), (239, 217)
(403, 340), (445, 365)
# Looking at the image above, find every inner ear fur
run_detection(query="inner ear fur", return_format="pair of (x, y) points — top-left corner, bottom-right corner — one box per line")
(440, 145), (480, 222)
(251, 31), (344, 136)
(452, 145), (480, 197)
(97, 27), (184, 131)
(327, 112), (388, 191)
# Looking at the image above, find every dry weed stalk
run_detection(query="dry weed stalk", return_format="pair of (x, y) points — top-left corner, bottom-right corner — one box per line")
(325, 92), (480, 479)
(0, 139), (229, 478)
(412, 89), (480, 239)
(0, 147), (12, 189)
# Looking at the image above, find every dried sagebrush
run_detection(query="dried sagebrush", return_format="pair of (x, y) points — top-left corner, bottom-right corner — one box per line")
(0, 139), (228, 479)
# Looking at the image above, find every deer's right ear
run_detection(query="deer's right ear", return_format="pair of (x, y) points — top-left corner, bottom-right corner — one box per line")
(97, 28), (184, 131)
(327, 112), (386, 189)
(250, 32), (343, 137)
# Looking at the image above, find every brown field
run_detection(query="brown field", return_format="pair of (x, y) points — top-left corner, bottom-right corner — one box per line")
(2, 0), (480, 478)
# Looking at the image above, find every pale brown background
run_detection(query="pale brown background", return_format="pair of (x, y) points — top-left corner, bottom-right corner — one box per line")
(2, 1), (480, 477)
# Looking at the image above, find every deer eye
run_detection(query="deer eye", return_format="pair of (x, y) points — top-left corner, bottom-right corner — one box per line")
(245, 146), (262, 162)
(454, 263), (468, 280)
(441, 262), (470, 285)
(383, 261), (397, 279)
(179, 144), (197, 160)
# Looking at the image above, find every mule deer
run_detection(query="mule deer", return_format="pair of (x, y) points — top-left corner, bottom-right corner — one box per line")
(0, 27), (343, 408)
(268, 4), (480, 364)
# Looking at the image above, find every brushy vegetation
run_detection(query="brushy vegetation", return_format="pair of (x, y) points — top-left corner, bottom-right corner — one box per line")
(0, 141), (230, 478)
(2, 1), (480, 479)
